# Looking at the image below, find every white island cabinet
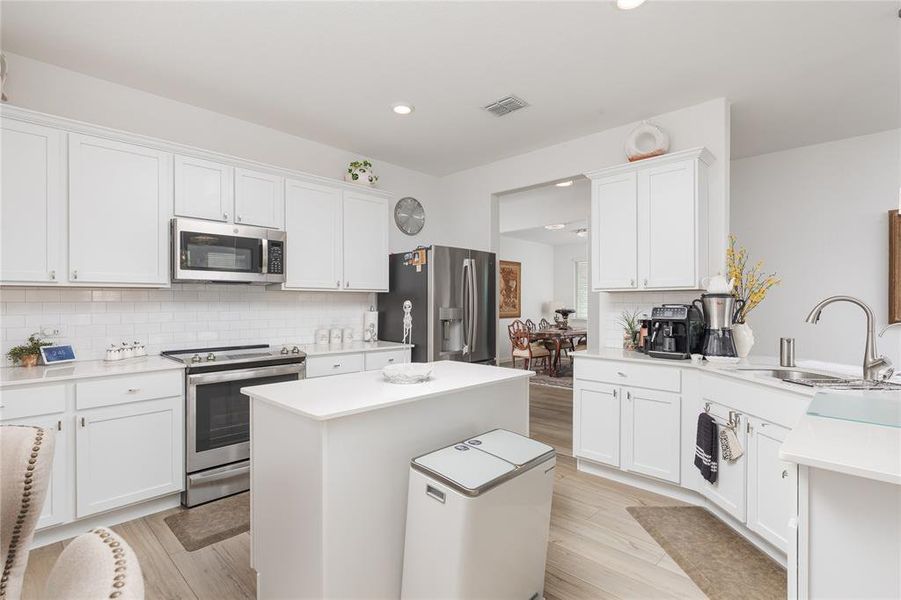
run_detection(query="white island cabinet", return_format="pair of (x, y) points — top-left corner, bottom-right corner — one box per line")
(243, 361), (531, 599)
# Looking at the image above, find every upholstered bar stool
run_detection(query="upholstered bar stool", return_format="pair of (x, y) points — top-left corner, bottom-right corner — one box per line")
(1, 425), (55, 600)
(45, 527), (144, 600)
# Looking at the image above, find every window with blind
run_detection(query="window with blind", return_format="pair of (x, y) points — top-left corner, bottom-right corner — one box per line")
(574, 260), (589, 320)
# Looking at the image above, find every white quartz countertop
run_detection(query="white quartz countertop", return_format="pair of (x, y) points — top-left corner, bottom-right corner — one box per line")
(0, 356), (185, 387)
(780, 391), (901, 485)
(574, 348), (827, 396)
(295, 341), (413, 357)
(242, 360), (532, 421)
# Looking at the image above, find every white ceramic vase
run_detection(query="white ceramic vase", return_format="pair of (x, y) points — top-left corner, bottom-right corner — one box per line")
(732, 322), (755, 358)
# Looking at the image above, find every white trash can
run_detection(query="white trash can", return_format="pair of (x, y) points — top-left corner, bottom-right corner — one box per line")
(401, 429), (556, 600)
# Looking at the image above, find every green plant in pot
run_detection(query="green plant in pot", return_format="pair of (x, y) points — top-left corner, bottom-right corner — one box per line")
(618, 309), (642, 351)
(7, 333), (51, 367)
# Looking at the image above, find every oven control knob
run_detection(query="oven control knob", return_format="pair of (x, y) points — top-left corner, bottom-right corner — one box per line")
(206, 353), (216, 362)
(291, 346), (301, 354)
(280, 347), (289, 355)
(191, 354), (202, 364)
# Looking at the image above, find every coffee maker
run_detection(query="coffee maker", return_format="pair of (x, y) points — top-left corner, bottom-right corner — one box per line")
(693, 294), (745, 358)
(647, 304), (704, 360)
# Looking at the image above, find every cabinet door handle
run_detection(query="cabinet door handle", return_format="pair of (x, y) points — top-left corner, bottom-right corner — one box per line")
(223, 212), (229, 220)
(643, 278), (648, 287)
(80, 417), (85, 427)
(333, 363), (341, 368)
(337, 280), (341, 288)
(72, 270), (78, 280)
(630, 279), (635, 287)
(612, 389), (618, 399)
(236, 215), (243, 223)
(388, 358), (395, 362)
(127, 388), (140, 393)
(346, 281), (350, 288)
(616, 371), (627, 378)
(49, 270), (56, 280)
(57, 420), (62, 431)
(626, 391), (632, 401)
(781, 470), (789, 479)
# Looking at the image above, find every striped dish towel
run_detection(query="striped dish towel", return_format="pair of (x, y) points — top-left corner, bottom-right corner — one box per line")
(694, 412), (718, 483)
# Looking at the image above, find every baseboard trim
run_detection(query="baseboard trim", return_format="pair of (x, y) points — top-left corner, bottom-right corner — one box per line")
(32, 493), (181, 548)
(575, 458), (786, 567)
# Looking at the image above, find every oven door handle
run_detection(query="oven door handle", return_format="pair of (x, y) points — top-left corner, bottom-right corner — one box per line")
(189, 463), (250, 485)
(187, 363), (305, 385)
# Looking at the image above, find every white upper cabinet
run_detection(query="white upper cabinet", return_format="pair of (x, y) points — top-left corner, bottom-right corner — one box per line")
(591, 172), (638, 289)
(235, 168), (284, 229)
(68, 134), (172, 285)
(342, 191), (389, 291)
(284, 179), (343, 290)
(283, 184), (390, 292)
(1, 119), (66, 284)
(586, 147), (713, 291)
(174, 155), (234, 222)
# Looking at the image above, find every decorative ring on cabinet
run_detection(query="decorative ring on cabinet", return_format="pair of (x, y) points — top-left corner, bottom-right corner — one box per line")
(624, 121), (670, 162)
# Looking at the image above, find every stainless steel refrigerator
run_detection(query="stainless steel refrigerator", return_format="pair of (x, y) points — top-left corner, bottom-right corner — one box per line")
(378, 246), (496, 364)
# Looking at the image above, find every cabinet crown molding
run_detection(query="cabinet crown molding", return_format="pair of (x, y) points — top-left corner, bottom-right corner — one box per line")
(584, 146), (715, 180)
(0, 104), (394, 199)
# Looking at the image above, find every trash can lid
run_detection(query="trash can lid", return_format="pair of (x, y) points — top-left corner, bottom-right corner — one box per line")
(413, 443), (515, 494)
(463, 429), (555, 467)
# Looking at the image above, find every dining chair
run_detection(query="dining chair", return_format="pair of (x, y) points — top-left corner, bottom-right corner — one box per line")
(507, 320), (550, 372)
(524, 319), (537, 332)
(539, 318), (551, 330)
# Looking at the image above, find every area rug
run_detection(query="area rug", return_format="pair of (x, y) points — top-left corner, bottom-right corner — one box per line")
(529, 364), (573, 389)
(164, 492), (249, 552)
(626, 506), (786, 600)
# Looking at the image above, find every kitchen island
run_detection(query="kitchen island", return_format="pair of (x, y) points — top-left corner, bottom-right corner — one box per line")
(242, 360), (532, 599)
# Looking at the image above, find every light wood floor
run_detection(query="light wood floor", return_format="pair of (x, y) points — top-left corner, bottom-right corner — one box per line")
(23, 384), (705, 600)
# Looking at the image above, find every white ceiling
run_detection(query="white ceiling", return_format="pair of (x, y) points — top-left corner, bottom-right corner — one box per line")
(2, 1), (898, 176)
(502, 221), (590, 247)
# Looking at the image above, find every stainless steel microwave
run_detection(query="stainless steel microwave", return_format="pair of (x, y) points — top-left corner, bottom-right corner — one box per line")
(171, 218), (286, 284)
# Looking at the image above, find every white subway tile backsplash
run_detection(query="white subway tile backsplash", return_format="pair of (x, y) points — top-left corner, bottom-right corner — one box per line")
(1, 284), (374, 362)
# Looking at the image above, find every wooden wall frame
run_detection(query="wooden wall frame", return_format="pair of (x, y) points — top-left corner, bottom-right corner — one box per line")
(499, 260), (522, 319)
(890, 210), (901, 323)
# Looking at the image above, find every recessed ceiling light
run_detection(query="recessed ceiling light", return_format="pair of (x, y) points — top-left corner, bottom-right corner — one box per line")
(544, 224), (566, 230)
(392, 103), (414, 115)
(616, 0), (646, 9)
(555, 180), (574, 187)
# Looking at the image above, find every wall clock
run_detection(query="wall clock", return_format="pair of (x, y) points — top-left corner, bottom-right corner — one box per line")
(394, 197), (425, 236)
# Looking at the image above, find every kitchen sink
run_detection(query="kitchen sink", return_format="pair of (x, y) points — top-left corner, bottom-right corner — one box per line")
(738, 368), (843, 382)
(739, 368), (901, 390)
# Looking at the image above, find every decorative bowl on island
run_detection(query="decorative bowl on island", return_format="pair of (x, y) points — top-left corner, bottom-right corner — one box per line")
(382, 362), (433, 384)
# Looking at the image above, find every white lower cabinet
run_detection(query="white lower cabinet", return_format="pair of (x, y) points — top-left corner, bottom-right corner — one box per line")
(621, 388), (681, 483)
(364, 349), (411, 371)
(75, 396), (183, 518)
(305, 353), (366, 378)
(573, 381), (620, 467)
(747, 417), (796, 552)
(3, 414), (72, 530)
(699, 401), (748, 522)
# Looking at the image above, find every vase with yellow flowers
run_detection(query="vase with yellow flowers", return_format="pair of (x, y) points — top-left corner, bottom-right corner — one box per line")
(726, 235), (780, 357)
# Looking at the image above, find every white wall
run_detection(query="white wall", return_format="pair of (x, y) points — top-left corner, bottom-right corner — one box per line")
(731, 128), (901, 367)
(2, 53), (446, 253)
(498, 180), (591, 233)
(553, 242), (588, 321)
(496, 236), (554, 362)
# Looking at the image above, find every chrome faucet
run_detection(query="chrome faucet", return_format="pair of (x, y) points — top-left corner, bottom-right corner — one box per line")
(805, 296), (894, 381)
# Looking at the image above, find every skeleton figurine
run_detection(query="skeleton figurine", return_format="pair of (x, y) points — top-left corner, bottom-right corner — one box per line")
(402, 300), (413, 345)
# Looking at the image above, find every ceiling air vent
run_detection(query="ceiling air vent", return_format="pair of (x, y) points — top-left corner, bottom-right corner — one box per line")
(483, 95), (529, 117)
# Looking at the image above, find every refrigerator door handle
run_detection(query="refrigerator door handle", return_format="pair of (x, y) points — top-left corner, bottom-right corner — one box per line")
(469, 258), (478, 357)
(461, 260), (470, 355)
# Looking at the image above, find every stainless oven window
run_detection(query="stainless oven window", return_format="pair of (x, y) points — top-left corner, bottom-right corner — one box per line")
(179, 230), (262, 274)
(194, 371), (298, 453)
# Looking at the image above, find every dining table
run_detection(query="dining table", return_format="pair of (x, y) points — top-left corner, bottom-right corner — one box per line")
(528, 327), (588, 377)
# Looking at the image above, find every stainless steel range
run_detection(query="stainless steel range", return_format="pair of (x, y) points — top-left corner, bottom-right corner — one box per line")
(162, 344), (306, 506)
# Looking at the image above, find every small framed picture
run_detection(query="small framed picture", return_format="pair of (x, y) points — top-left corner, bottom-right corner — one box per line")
(40, 345), (76, 365)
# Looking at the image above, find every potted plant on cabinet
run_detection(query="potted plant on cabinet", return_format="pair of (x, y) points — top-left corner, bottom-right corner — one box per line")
(7, 333), (52, 367)
(618, 309), (642, 351)
(727, 235), (780, 358)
